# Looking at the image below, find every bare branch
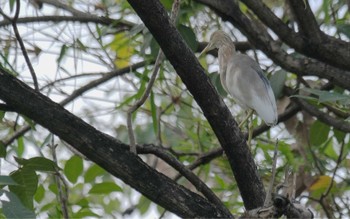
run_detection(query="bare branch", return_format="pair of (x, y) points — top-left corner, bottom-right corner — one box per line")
(138, 144), (232, 217)
(292, 97), (350, 133)
(1, 0), (39, 91)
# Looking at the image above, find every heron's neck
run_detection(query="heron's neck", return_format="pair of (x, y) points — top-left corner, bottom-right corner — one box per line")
(218, 43), (236, 73)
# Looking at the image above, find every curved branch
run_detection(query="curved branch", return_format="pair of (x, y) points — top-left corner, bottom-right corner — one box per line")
(0, 66), (230, 218)
(138, 144), (232, 216)
(292, 97), (350, 133)
(241, 0), (350, 70)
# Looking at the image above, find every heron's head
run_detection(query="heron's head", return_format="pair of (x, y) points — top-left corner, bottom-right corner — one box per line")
(199, 30), (234, 57)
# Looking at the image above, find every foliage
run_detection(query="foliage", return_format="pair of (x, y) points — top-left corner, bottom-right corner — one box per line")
(0, 0), (349, 218)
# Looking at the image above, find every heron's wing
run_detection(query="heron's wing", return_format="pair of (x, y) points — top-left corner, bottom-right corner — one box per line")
(225, 54), (278, 125)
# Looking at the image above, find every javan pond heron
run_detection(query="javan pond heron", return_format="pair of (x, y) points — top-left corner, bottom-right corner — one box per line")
(200, 30), (278, 127)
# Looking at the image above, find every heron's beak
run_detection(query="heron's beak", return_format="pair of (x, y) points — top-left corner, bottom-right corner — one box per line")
(199, 43), (211, 57)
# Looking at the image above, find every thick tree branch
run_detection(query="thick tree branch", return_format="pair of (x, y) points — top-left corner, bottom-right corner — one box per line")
(287, 0), (322, 40)
(195, 0), (350, 90)
(241, 0), (350, 70)
(292, 98), (350, 133)
(127, 0), (265, 210)
(0, 67), (230, 218)
(0, 103), (15, 112)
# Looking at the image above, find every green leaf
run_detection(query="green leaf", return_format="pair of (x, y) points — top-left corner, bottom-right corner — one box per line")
(150, 37), (160, 59)
(26, 157), (58, 172)
(178, 25), (199, 52)
(57, 44), (68, 65)
(0, 190), (36, 219)
(72, 208), (100, 218)
(150, 91), (158, 135)
(309, 175), (334, 199)
(84, 164), (106, 183)
(323, 138), (338, 160)
(64, 155), (83, 184)
(9, 167), (38, 209)
(109, 33), (134, 68)
(88, 182), (122, 194)
(9, 0), (15, 12)
(15, 157), (58, 172)
(208, 72), (227, 97)
(290, 95), (318, 102)
(310, 120), (330, 146)
(0, 110), (5, 120)
(138, 195), (151, 215)
(76, 39), (87, 52)
(22, 115), (36, 130)
(160, 0), (173, 10)
(0, 141), (6, 158)
(17, 136), (24, 157)
(75, 198), (89, 208)
(269, 70), (287, 98)
(334, 129), (346, 143)
(48, 183), (58, 195)
(34, 184), (45, 203)
(300, 87), (350, 104)
(95, 23), (102, 40)
(278, 141), (295, 163)
(0, 175), (18, 186)
(337, 24), (350, 38)
(115, 93), (138, 109)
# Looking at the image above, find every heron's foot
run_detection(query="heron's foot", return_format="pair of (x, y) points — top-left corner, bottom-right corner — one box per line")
(238, 110), (254, 129)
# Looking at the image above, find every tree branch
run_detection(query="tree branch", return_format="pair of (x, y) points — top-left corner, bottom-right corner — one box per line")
(0, 103), (15, 112)
(2, 62), (147, 148)
(195, 0), (350, 90)
(0, 66), (230, 218)
(292, 97), (350, 133)
(0, 15), (132, 31)
(241, 0), (350, 70)
(287, 0), (322, 40)
(0, 0), (39, 91)
(138, 144), (232, 216)
(127, 0), (265, 210)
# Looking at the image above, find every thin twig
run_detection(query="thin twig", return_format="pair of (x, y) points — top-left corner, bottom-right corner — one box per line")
(321, 141), (345, 199)
(49, 136), (69, 219)
(291, 172), (297, 200)
(0, 0), (40, 91)
(264, 139), (279, 207)
(138, 144), (232, 217)
(127, 52), (164, 153)
(127, 0), (181, 154)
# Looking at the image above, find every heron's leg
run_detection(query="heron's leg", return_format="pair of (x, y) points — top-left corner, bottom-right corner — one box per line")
(238, 110), (254, 148)
(239, 109), (254, 129)
(247, 118), (253, 147)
